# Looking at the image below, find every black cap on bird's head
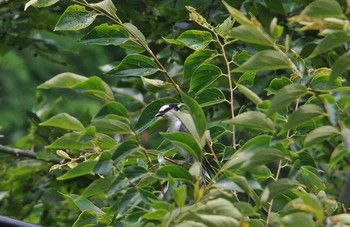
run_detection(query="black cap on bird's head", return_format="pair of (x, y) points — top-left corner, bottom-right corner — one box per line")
(155, 104), (181, 117)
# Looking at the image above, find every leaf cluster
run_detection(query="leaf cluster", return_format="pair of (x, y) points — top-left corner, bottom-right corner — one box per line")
(1, 0), (350, 226)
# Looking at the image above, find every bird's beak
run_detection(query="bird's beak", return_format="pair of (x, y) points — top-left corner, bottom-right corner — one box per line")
(155, 112), (162, 117)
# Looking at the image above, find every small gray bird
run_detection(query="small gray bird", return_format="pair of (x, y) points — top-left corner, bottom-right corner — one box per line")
(155, 103), (214, 181)
(155, 104), (193, 162)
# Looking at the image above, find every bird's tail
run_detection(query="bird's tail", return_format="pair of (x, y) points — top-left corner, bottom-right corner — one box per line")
(200, 156), (216, 186)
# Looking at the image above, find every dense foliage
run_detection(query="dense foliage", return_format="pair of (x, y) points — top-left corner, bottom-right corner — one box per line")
(1, 0), (350, 226)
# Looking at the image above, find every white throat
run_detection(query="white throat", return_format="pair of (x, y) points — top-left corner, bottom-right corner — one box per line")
(163, 111), (182, 132)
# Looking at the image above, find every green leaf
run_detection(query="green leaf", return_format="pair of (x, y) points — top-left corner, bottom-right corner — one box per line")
(73, 76), (114, 102)
(240, 134), (272, 150)
(310, 68), (342, 91)
(95, 101), (128, 118)
(81, 176), (115, 197)
(196, 198), (242, 218)
(165, 30), (213, 50)
(215, 17), (235, 37)
(329, 52), (350, 83)
(195, 88), (226, 107)
(195, 215), (239, 227)
(94, 133), (118, 150)
(57, 161), (97, 180)
(107, 54), (159, 77)
(38, 73), (87, 89)
(189, 64), (222, 93)
(80, 24), (129, 46)
(183, 50), (216, 82)
(300, 0), (343, 18)
(296, 168), (326, 193)
(54, 5), (97, 31)
(236, 84), (263, 105)
(90, 0), (117, 18)
(141, 77), (173, 92)
(35, 151), (60, 162)
(284, 104), (324, 130)
(173, 185), (187, 208)
(120, 39), (145, 53)
(157, 165), (193, 181)
(124, 166), (148, 181)
(329, 144), (347, 169)
(304, 125), (340, 146)
(72, 210), (98, 227)
(107, 176), (128, 195)
(233, 202), (258, 216)
(143, 209), (168, 221)
(61, 193), (105, 216)
(172, 111), (204, 146)
(117, 188), (142, 216)
(209, 125), (227, 140)
(40, 113), (85, 131)
(24, 0), (59, 10)
(123, 23), (147, 48)
(91, 117), (130, 134)
(265, 77), (292, 95)
(287, 193), (324, 221)
(94, 161), (113, 175)
(270, 19), (284, 39)
(134, 97), (179, 134)
(112, 140), (139, 164)
(247, 219), (265, 227)
(281, 212), (316, 227)
(46, 133), (93, 149)
(161, 132), (201, 161)
(222, 1), (255, 27)
(220, 173), (257, 199)
(227, 25), (274, 47)
(237, 72), (256, 86)
(138, 188), (158, 203)
(309, 31), (350, 58)
(342, 126), (350, 152)
(223, 135), (288, 171)
(267, 84), (307, 116)
(224, 147), (287, 172)
(260, 179), (296, 204)
(224, 111), (274, 132)
(180, 91), (206, 138)
(234, 50), (290, 72)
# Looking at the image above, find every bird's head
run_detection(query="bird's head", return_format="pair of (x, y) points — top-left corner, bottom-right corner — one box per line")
(155, 104), (181, 118)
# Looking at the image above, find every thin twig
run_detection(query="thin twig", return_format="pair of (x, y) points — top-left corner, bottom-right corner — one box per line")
(265, 159), (282, 227)
(206, 139), (218, 162)
(72, 0), (180, 94)
(215, 34), (236, 148)
(0, 144), (61, 164)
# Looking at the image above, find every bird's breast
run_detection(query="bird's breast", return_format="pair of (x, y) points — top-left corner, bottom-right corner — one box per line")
(169, 119), (182, 132)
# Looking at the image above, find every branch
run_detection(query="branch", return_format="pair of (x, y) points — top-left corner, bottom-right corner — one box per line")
(72, 0), (180, 94)
(0, 144), (61, 164)
(214, 34), (236, 148)
(0, 215), (38, 227)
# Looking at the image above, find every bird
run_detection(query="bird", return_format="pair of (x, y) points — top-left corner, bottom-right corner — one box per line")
(155, 104), (193, 162)
(155, 103), (214, 182)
